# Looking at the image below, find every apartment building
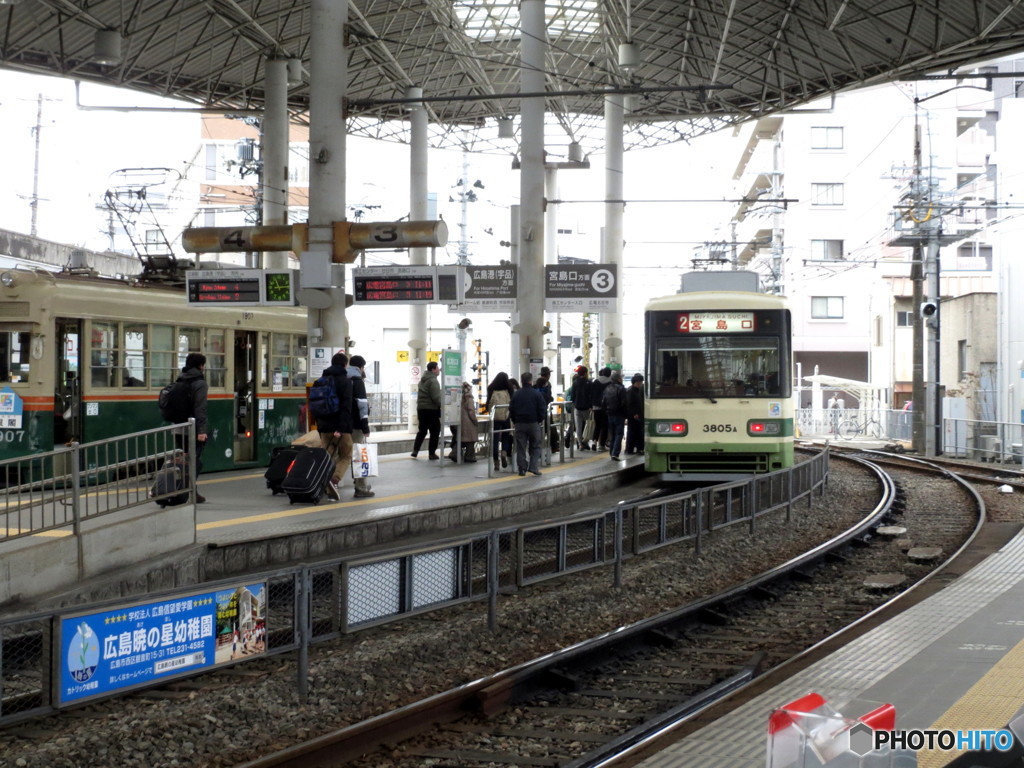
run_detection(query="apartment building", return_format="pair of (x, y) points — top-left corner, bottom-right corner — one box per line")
(721, 57), (1023, 424)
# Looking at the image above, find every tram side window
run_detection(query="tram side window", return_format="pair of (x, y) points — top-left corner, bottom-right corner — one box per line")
(176, 327), (202, 376)
(90, 321), (120, 387)
(205, 329), (226, 388)
(151, 324), (177, 387)
(262, 332), (308, 388)
(0, 330), (31, 383)
(122, 323), (147, 386)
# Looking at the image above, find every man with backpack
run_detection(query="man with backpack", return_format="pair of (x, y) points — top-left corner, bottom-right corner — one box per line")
(311, 352), (354, 501)
(159, 352), (209, 503)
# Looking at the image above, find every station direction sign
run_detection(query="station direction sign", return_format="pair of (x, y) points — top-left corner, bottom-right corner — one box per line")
(449, 265), (517, 312)
(544, 263), (618, 312)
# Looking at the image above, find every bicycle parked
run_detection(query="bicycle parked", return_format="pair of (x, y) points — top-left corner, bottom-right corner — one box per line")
(837, 415), (883, 439)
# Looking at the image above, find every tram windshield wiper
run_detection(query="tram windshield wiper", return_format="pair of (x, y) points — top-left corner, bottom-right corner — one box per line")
(695, 381), (717, 404)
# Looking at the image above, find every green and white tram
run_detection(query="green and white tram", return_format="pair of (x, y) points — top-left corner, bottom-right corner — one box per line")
(644, 280), (794, 481)
(0, 268), (308, 473)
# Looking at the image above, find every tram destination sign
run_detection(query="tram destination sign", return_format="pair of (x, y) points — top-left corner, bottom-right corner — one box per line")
(186, 269), (296, 307)
(544, 264), (617, 312)
(676, 311), (755, 333)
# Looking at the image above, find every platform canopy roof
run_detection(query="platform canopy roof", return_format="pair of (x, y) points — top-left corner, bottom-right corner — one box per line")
(5, 1), (1024, 153)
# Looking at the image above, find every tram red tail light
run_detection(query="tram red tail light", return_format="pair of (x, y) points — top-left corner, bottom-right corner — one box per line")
(655, 421), (688, 436)
(748, 420), (781, 436)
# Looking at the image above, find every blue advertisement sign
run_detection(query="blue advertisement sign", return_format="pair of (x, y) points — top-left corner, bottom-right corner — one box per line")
(59, 582), (266, 705)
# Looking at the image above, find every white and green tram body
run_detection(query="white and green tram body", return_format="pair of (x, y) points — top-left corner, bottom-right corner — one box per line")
(0, 269), (308, 474)
(644, 285), (794, 481)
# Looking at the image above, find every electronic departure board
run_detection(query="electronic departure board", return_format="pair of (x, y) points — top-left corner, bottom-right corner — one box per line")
(354, 276), (435, 302)
(186, 269), (296, 306)
(351, 266), (442, 304)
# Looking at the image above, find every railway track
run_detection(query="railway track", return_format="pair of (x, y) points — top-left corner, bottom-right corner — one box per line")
(239, 453), (983, 768)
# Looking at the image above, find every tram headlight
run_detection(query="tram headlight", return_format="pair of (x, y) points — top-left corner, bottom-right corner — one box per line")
(655, 421), (687, 436)
(0, 271), (14, 288)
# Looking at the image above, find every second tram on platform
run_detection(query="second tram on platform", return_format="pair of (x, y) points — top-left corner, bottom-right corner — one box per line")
(0, 268), (309, 474)
(644, 274), (794, 481)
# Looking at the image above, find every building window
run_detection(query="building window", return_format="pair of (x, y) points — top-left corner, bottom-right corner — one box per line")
(810, 239), (844, 260)
(956, 242), (993, 270)
(287, 145), (309, 184)
(204, 144), (218, 181)
(811, 183), (844, 206)
(811, 126), (843, 150)
(896, 311), (913, 327)
(811, 296), (844, 319)
(958, 340), (968, 379)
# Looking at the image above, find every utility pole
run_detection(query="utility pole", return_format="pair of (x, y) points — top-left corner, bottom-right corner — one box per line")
(896, 120), (949, 457)
(30, 94), (43, 237)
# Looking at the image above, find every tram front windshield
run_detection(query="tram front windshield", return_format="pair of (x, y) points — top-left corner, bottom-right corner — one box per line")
(653, 336), (783, 399)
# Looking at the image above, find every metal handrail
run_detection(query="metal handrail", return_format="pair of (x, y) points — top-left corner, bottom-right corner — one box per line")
(0, 421), (195, 543)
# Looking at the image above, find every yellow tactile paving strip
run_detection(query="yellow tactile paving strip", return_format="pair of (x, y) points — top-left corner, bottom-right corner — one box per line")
(918, 635), (1024, 767)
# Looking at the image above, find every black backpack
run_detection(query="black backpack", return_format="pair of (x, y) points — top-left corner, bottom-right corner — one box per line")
(158, 379), (193, 423)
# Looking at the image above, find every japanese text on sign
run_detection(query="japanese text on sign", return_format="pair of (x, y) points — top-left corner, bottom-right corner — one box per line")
(676, 311), (755, 333)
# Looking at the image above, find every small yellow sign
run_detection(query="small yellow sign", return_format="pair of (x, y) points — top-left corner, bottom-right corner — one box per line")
(427, 350), (441, 363)
(396, 350), (409, 362)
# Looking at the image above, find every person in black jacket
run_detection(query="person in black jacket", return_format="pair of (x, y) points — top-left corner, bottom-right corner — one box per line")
(589, 367), (612, 451)
(316, 352), (354, 501)
(602, 370), (628, 459)
(509, 372), (546, 476)
(625, 373), (646, 455)
(569, 366), (593, 450)
(173, 352), (210, 502)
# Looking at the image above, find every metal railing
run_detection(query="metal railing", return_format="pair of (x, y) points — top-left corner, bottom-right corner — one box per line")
(0, 422), (196, 544)
(482, 400), (575, 476)
(366, 392), (407, 426)
(943, 418), (1024, 464)
(797, 408), (1024, 464)
(0, 448), (828, 724)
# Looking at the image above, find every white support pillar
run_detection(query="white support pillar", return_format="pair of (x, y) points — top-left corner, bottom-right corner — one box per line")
(517, 0), (546, 378)
(306, 0), (348, 350)
(602, 93), (625, 366)
(408, 87), (428, 431)
(545, 167), (558, 267)
(262, 58), (290, 270)
(509, 205), (521, 378)
(544, 166), (558, 372)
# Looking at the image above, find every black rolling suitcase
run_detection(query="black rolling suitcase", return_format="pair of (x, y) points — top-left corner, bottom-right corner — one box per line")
(265, 445), (305, 494)
(151, 456), (190, 507)
(281, 446), (333, 505)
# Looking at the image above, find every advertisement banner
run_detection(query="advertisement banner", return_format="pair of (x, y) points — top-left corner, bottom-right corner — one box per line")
(59, 582), (266, 705)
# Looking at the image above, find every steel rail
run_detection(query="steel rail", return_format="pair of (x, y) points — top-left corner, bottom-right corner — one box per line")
(238, 453), (898, 768)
